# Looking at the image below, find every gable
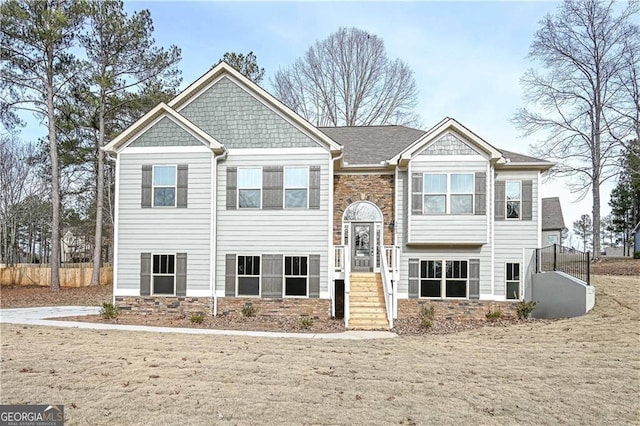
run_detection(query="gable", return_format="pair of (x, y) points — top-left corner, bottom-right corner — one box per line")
(178, 76), (319, 150)
(128, 116), (203, 148)
(419, 132), (482, 156)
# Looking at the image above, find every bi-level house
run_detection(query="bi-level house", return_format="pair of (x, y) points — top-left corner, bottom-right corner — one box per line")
(105, 63), (591, 329)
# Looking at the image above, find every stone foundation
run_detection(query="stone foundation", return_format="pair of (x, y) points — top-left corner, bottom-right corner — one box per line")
(217, 298), (331, 319)
(397, 299), (519, 321)
(115, 296), (213, 315)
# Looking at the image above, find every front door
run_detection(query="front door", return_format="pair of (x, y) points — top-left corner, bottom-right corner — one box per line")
(352, 223), (373, 272)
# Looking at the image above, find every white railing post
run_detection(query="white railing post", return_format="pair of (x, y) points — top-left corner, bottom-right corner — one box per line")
(380, 244), (394, 329)
(344, 245), (350, 328)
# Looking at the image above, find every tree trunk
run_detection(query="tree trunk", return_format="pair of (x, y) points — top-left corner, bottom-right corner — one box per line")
(47, 50), (61, 291)
(90, 96), (105, 286)
(592, 180), (600, 259)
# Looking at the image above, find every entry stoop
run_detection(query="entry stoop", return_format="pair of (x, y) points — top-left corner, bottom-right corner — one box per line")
(348, 272), (390, 330)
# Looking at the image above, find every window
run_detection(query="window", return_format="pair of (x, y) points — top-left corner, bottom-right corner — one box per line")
(237, 256), (260, 296)
(506, 181), (521, 219)
(424, 174), (446, 213)
(284, 256), (307, 296)
(450, 174), (473, 214)
(423, 173), (474, 214)
(153, 166), (176, 207)
(152, 254), (175, 295)
(419, 259), (468, 298)
(238, 168), (261, 208)
(506, 263), (520, 300)
(420, 260), (442, 297)
(284, 167), (308, 208)
(446, 260), (468, 298)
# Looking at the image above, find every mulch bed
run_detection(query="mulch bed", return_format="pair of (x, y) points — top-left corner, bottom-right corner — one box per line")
(0, 284), (112, 308)
(392, 317), (556, 336)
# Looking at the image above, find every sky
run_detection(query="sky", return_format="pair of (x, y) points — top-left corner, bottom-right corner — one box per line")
(19, 0), (618, 247)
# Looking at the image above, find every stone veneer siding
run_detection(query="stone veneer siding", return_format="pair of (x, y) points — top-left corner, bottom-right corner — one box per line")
(115, 296), (213, 315)
(397, 299), (519, 321)
(217, 298), (331, 319)
(333, 174), (395, 245)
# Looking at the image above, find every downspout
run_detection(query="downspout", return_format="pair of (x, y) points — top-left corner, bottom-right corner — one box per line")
(212, 148), (228, 317)
(331, 149), (344, 319)
(105, 152), (118, 305)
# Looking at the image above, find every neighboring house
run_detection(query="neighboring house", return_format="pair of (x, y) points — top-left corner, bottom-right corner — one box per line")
(105, 63), (587, 328)
(61, 229), (92, 263)
(541, 197), (565, 246)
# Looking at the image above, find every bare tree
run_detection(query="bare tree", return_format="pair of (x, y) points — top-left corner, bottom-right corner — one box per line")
(272, 27), (420, 127)
(513, 0), (640, 259)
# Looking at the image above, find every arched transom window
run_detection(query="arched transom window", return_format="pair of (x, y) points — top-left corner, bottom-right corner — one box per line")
(343, 201), (383, 222)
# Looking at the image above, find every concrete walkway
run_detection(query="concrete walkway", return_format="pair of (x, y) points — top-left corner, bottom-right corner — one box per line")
(0, 306), (397, 340)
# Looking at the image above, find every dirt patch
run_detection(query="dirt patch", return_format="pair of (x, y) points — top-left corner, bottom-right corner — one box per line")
(1, 275), (638, 425)
(0, 284), (112, 308)
(591, 257), (640, 276)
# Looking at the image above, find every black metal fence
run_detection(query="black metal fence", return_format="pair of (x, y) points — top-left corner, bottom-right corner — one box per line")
(535, 244), (590, 285)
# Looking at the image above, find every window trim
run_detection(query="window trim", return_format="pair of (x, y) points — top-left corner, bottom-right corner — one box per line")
(237, 167), (262, 209)
(151, 253), (176, 296)
(422, 173), (474, 215)
(283, 255), (309, 298)
(284, 166), (309, 209)
(152, 165), (177, 208)
(505, 262), (521, 300)
(505, 180), (522, 220)
(419, 258), (469, 299)
(236, 254), (261, 297)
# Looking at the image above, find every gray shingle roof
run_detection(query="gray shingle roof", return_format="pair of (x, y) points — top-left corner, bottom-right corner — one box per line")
(319, 125), (550, 166)
(542, 197), (565, 231)
(319, 125), (426, 165)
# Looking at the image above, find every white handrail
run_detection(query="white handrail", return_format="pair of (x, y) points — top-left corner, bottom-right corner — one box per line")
(343, 245), (350, 328)
(379, 244), (394, 328)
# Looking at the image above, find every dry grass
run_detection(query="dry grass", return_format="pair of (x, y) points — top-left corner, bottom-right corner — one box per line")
(0, 284), (112, 308)
(1, 275), (639, 425)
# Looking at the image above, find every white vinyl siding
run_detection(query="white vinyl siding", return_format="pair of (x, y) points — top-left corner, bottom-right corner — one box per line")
(216, 148), (331, 298)
(116, 151), (212, 293)
(494, 170), (539, 298)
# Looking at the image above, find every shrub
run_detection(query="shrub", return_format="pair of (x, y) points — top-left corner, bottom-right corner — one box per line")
(419, 304), (435, 329)
(241, 302), (257, 317)
(100, 302), (118, 319)
(299, 316), (314, 329)
(634, 251), (640, 259)
(516, 300), (537, 320)
(485, 309), (503, 322)
(190, 312), (205, 324)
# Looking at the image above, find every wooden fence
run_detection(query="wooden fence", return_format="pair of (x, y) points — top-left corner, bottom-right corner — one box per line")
(0, 263), (113, 287)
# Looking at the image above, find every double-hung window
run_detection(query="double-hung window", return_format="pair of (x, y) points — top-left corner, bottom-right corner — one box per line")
(424, 174), (447, 213)
(238, 168), (262, 209)
(506, 263), (520, 300)
(152, 254), (175, 295)
(506, 181), (521, 219)
(420, 260), (442, 297)
(420, 259), (468, 298)
(450, 174), (473, 214)
(153, 166), (176, 207)
(284, 256), (308, 296)
(237, 255), (260, 296)
(423, 173), (473, 214)
(284, 167), (308, 208)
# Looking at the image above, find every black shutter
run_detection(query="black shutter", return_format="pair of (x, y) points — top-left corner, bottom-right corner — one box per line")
(261, 254), (283, 297)
(309, 166), (321, 209)
(522, 180), (533, 221)
(140, 253), (151, 296)
(475, 172), (486, 215)
(225, 254), (236, 296)
(495, 180), (505, 221)
(141, 165), (152, 208)
(408, 258), (419, 299)
(309, 254), (320, 298)
(411, 173), (423, 215)
(176, 253), (187, 296)
(177, 165), (188, 208)
(469, 259), (480, 300)
(226, 167), (237, 210)
(263, 167), (283, 210)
